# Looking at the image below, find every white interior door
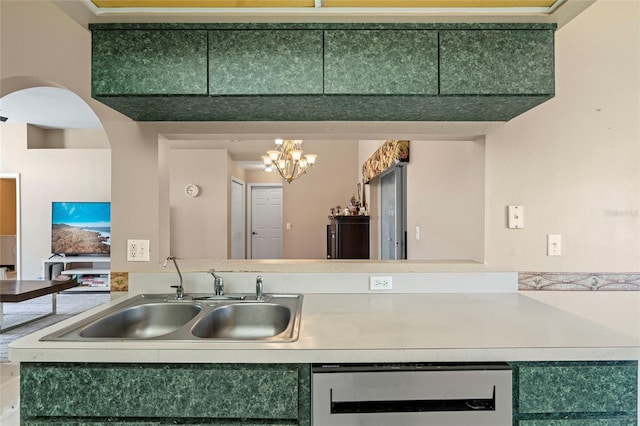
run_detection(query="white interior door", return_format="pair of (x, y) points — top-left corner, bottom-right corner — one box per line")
(250, 185), (283, 259)
(230, 178), (245, 259)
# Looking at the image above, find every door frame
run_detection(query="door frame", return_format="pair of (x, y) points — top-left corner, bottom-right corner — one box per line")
(230, 177), (246, 259)
(247, 183), (283, 259)
(0, 173), (21, 279)
(379, 164), (407, 260)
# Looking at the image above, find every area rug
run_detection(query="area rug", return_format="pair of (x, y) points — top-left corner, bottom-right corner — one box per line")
(1, 293), (110, 362)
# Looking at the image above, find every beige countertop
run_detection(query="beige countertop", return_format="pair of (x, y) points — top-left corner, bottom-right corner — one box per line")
(9, 292), (640, 364)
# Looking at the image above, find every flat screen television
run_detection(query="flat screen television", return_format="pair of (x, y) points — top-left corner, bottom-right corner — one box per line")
(51, 202), (111, 256)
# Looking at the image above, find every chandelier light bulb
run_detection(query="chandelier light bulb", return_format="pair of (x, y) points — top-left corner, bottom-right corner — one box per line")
(305, 154), (317, 165)
(267, 150), (280, 161)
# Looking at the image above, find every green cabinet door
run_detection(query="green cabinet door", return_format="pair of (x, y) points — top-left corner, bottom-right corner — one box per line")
(324, 30), (439, 95)
(517, 420), (637, 426)
(439, 29), (555, 95)
(21, 363), (310, 424)
(92, 30), (208, 96)
(514, 362), (637, 415)
(209, 30), (324, 95)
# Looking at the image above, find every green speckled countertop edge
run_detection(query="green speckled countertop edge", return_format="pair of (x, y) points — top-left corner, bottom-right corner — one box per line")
(89, 22), (557, 31)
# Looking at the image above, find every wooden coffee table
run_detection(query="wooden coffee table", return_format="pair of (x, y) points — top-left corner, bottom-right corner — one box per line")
(0, 280), (77, 333)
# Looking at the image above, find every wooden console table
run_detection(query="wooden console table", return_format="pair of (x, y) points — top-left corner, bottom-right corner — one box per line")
(0, 280), (77, 333)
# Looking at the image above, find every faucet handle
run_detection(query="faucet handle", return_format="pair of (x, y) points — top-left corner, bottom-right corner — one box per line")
(209, 269), (224, 296)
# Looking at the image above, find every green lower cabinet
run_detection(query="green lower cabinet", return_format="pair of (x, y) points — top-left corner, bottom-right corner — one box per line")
(24, 422), (297, 425)
(517, 420), (637, 426)
(20, 363), (310, 425)
(511, 361), (638, 426)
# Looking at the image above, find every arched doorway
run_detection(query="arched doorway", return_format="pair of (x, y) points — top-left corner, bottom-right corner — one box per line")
(0, 80), (109, 279)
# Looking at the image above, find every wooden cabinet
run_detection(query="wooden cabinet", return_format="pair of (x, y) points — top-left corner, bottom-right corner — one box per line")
(327, 216), (370, 259)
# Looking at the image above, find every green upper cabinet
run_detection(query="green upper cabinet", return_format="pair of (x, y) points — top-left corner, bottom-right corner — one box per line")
(324, 30), (439, 95)
(92, 30), (208, 96)
(209, 30), (324, 95)
(439, 29), (555, 95)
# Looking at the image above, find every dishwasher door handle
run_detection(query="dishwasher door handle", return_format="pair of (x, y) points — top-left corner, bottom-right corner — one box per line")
(330, 387), (496, 414)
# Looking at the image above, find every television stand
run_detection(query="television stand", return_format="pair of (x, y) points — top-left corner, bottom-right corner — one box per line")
(43, 256), (110, 293)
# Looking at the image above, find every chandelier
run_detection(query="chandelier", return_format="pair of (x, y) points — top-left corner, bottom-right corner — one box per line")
(262, 139), (317, 183)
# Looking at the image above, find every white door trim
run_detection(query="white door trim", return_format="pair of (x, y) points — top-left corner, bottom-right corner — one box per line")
(230, 177), (245, 259)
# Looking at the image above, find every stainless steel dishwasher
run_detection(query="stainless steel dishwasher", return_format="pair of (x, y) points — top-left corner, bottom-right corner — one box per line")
(312, 363), (512, 425)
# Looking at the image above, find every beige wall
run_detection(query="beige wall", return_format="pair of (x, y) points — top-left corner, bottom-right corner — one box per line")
(281, 139), (359, 259)
(169, 149), (228, 259)
(484, 0), (640, 271)
(1, 0), (638, 276)
(0, 123), (110, 278)
(406, 139), (485, 260)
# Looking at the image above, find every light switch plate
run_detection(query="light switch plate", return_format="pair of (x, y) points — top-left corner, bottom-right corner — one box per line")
(547, 234), (562, 256)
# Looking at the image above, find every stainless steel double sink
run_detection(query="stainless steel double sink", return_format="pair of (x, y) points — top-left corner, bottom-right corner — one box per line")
(40, 293), (303, 342)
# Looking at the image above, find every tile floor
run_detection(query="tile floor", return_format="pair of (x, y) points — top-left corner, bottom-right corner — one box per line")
(0, 292), (110, 425)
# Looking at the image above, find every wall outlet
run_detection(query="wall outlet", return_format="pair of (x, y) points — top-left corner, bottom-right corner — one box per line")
(127, 239), (150, 261)
(370, 276), (393, 290)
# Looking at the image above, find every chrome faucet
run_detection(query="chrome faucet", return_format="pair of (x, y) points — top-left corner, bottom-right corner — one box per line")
(163, 256), (184, 300)
(209, 269), (224, 296)
(256, 275), (264, 301)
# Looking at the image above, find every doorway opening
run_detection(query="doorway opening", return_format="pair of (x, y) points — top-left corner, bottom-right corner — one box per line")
(0, 174), (20, 279)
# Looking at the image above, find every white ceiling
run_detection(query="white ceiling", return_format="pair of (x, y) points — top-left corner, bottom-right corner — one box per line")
(52, 0), (596, 28)
(0, 87), (102, 129)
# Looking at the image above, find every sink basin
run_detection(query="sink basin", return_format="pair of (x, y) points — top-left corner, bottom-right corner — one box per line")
(40, 293), (302, 342)
(79, 302), (201, 339)
(191, 303), (291, 339)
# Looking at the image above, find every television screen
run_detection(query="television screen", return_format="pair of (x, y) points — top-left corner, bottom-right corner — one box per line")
(51, 202), (111, 256)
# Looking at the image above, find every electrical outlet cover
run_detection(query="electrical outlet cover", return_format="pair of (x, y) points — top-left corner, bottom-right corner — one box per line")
(369, 276), (393, 290)
(127, 239), (150, 261)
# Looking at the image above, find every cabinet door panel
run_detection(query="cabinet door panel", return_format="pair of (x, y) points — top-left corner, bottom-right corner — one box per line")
(21, 363), (304, 420)
(514, 363), (637, 415)
(209, 30), (323, 95)
(517, 420), (636, 426)
(440, 29), (554, 95)
(92, 30), (208, 96)
(324, 30), (438, 95)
